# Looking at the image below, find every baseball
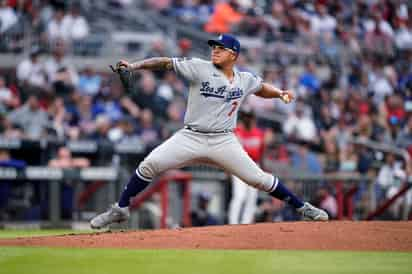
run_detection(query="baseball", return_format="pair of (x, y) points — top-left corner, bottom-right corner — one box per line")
(281, 93), (291, 103)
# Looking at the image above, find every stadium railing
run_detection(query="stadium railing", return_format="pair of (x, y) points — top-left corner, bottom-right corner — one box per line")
(0, 166), (119, 227)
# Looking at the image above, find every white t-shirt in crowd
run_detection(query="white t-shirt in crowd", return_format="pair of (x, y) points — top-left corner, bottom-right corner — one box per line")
(17, 59), (47, 87)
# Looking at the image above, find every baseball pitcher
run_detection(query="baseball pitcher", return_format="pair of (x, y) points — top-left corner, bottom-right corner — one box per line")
(91, 34), (328, 229)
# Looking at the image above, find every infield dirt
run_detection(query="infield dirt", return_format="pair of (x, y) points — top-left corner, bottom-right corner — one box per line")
(0, 221), (411, 251)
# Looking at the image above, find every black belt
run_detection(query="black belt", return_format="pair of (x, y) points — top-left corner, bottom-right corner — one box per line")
(184, 125), (232, 134)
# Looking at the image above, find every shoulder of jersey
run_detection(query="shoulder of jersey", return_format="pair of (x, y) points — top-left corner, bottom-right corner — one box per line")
(195, 58), (213, 66)
(178, 57), (209, 63)
(237, 68), (260, 80)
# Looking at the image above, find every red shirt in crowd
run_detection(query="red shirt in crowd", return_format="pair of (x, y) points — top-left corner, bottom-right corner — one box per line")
(235, 125), (265, 163)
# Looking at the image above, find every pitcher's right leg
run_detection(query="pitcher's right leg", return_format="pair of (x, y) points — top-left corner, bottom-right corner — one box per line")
(91, 129), (204, 229)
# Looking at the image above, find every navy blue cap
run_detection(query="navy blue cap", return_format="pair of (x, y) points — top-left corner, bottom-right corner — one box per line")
(208, 34), (240, 54)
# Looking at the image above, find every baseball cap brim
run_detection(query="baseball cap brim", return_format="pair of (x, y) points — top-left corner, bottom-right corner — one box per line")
(207, 39), (225, 47)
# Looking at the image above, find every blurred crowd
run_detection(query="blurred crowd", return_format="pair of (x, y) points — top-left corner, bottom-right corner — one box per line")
(0, 0), (412, 222)
(0, 39), (189, 148)
(0, 0), (94, 54)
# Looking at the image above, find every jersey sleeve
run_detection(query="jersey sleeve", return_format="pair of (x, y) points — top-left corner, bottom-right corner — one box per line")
(245, 73), (263, 95)
(172, 57), (202, 82)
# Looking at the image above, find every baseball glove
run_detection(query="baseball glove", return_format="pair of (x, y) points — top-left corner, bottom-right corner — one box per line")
(109, 61), (128, 73)
(109, 61), (134, 94)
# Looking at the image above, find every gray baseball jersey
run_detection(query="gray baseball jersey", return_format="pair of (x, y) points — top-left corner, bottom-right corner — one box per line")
(172, 57), (263, 132)
(136, 57), (276, 194)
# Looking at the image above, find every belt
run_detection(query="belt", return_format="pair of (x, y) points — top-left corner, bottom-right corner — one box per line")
(184, 125), (233, 134)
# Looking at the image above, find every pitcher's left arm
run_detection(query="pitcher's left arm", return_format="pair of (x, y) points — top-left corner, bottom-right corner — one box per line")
(255, 83), (294, 103)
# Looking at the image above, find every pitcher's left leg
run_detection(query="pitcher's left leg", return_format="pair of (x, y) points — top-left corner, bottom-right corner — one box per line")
(210, 134), (328, 221)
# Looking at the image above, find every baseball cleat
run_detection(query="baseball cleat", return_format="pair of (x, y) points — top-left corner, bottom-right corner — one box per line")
(90, 203), (130, 229)
(297, 202), (329, 221)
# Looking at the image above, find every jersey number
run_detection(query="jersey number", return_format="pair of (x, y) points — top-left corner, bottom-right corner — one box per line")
(228, 101), (238, 117)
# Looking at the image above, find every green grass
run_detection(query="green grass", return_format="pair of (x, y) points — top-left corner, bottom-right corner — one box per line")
(0, 247), (410, 274)
(0, 229), (93, 238)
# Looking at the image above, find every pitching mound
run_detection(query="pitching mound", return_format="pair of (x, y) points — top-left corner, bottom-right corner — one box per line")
(1, 221), (411, 251)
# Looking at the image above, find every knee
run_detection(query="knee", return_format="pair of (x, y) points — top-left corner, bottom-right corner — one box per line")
(247, 172), (274, 192)
(137, 158), (159, 180)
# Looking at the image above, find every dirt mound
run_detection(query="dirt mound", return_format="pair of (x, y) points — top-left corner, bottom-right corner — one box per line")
(1, 221), (411, 251)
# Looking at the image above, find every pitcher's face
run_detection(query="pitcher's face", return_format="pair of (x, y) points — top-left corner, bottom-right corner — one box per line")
(211, 45), (237, 66)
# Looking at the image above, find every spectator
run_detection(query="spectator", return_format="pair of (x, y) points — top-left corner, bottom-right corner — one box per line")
(317, 104), (337, 141)
(73, 95), (96, 138)
(88, 114), (111, 142)
(364, 13), (395, 55)
(310, 4), (337, 36)
(382, 94), (406, 127)
(0, 113), (23, 138)
(329, 117), (353, 150)
(93, 72), (139, 121)
(146, 39), (172, 59)
(319, 31), (340, 64)
(191, 192), (219, 226)
(108, 116), (138, 143)
(395, 21), (412, 50)
(376, 152), (407, 218)
(48, 146), (90, 219)
(7, 95), (49, 139)
(315, 185), (338, 219)
(291, 141), (323, 174)
(369, 63), (394, 105)
(44, 40), (79, 99)
(162, 98), (185, 138)
(46, 6), (70, 42)
(0, 0), (18, 34)
(77, 65), (101, 97)
(255, 196), (283, 222)
(396, 116), (412, 149)
(136, 109), (160, 147)
(0, 149), (26, 220)
(298, 60), (321, 96)
(16, 47), (47, 93)
(48, 97), (69, 139)
(49, 146), (90, 168)
(170, 0), (213, 27)
(64, 4), (89, 41)
(323, 138), (339, 173)
(177, 38), (193, 58)
(92, 83), (124, 122)
(157, 71), (185, 102)
(204, 0), (243, 34)
(376, 152), (403, 198)
(364, 12), (395, 39)
(339, 143), (358, 173)
(236, 3), (265, 37)
(353, 114), (373, 140)
(385, 168), (409, 219)
(283, 100), (317, 143)
(0, 76), (19, 110)
(131, 71), (168, 117)
(146, 0), (171, 12)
